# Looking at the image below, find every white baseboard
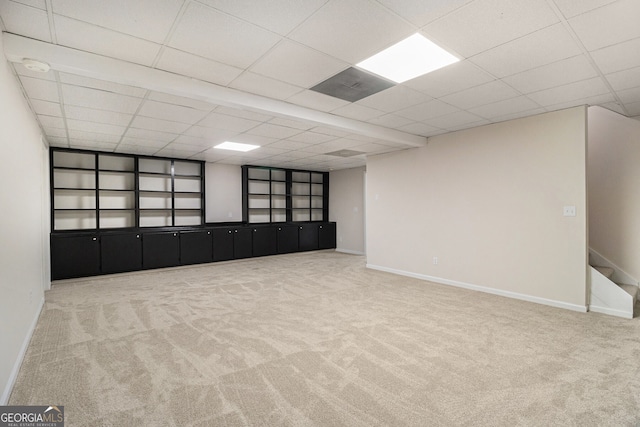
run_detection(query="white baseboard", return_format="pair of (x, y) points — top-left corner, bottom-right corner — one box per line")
(1, 297), (44, 405)
(335, 248), (365, 255)
(589, 247), (638, 286)
(366, 264), (588, 313)
(589, 305), (633, 319)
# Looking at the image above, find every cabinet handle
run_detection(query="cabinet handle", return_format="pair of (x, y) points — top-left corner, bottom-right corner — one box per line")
(228, 230), (232, 234)
(320, 226), (323, 229)
(278, 228), (281, 231)
(92, 237), (97, 241)
(173, 233), (177, 237)
(235, 230), (237, 233)
(207, 231), (211, 235)
(254, 229), (257, 232)
(299, 226), (303, 230)
(136, 234), (140, 238)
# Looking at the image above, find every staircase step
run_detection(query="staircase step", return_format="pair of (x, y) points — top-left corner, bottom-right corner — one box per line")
(594, 266), (614, 279)
(618, 283), (639, 301)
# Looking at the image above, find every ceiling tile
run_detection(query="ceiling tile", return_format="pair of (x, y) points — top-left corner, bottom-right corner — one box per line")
(544, 93), (614, 110)
(287, 132), (336, 144)
(214, 106), (274, 122)
(553, 0), (617, 18)
(61, 84), (143, 114)
(124, 127), (178, 143)
(250, 40), (348, 88)
(138, 100), (210, 124)
(54, 15), (162, 66)
(198, 0), (326, 36)
(404, 60), (494, 98)
(330, 103), (385, 121)
(590, 37), (640, 74)
(184, 126), (237, 142)
(470, 24), (581, 78)
(311, 126), (351, 137)
(59, 73), (147, 97)
(568, 0), (640, 51)
(69, 140), (118, 151)
(155, 48), (243, 87)
(0, 1), (51, 42)
(357, 85), (431, 113)
(46, 137), (69, 147)
(43, 127), (67, 138)
(503, 55), (599, 94)
(147, 92), (216, 111)
(52, 0), (183, 43)
(31, 99), (62, 117)
(170, 135), (212, 147)
(599, 101), (626, 115)
(14, 65), (56, 82)
(65, 105), (132, 126)
(440, 80), (520, 110)
(169, 2), (281, 69)
(468, 96), (541, 119)
(198, 112), (261, 132)
(606, 66), (640, 91)
(286, 90), (350, 112)
(12, 0), (46, 10)
(527, 77), (610, 106)
(377, 0), (474, 27)
(68, 129), (121, 143)
(130, 116), (191, 134)
(155, 146), (206, 158)
(119, 137), (167, 148)
(228, 72), (303, 100)
(265, 140), (312, 150)
(425, 110), (488, 130)
(302, 138), (364, 154)
(267, 117), (316, 131)
(491, 107), (547, 123)
(115, 144), (161, 155)
(19, 76), (59, 103)
(423, 0), (559, 57)
(246, 123), (304, 139)
(66, 119), (126, 136)
(617, 86), (640, 104)
(351, 142), (398, 154)
(396, 99), (459, 121)
(397, 122), (445, 137)
(38, 114), (65, 129)
(289, 0), (413, 63)
(624, 101), (640, 116)
(367, 114), (415, 129)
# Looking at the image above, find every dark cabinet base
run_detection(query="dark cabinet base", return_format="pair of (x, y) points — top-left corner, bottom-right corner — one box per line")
(51, 222), (336, 280)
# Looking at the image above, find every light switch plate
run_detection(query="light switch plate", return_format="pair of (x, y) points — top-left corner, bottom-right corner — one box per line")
(563, 206), (576, 216)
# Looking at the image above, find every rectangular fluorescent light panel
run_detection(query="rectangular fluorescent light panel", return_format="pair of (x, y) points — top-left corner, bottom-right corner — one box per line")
(214, 141), (259, 152)
(357, 33), (459, 83)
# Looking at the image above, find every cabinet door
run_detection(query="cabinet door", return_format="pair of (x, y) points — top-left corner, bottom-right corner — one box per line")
(212, 228), (234, 261)
(180, 230), (213, 265)
(142, 232), (180, 269)
(101, 233), (142, 274)
(252, 226), (277, 257)
(233, 228), (252, 259)
(51, 234), (100, 280)
(298, 224), (319, 251)
(277, 226), (299, 254)
(318, 223), (337, 249)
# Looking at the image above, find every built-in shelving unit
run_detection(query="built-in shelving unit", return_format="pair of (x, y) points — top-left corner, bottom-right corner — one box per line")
(51, 148), (204, 231)
(242, 165), (328, 223)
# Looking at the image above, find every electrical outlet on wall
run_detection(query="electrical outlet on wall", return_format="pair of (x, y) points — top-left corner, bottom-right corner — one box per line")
(433, 257), (438, 265)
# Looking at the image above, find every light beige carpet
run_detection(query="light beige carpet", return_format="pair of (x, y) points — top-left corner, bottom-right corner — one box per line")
(10, 251), (640, 426)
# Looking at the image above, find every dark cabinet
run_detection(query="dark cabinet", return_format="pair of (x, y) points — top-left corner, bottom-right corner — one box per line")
(318, 223), (337, 249)
(233, 228), (252, 259)
(180, 230), (213, 265)
(51, 234), (100, 280)
(142, 232), (180, 269)
(298, 224), (319, 251)
(252, 226), (277, 257)
(277, 225), (299, 254)
(101, 233), (142, 274)
(212, 228), (234, 261)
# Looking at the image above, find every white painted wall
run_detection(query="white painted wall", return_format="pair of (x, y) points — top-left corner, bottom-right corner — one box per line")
(588, 106), (640, 281)
(329, 167), (365, 254)
(366, 107), (588, 310)
(205, 163), (242, 222)
(0, 32), (49, 403)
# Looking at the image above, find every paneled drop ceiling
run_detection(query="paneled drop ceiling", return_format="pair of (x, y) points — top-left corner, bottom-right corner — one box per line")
(1, 0), (638, 171)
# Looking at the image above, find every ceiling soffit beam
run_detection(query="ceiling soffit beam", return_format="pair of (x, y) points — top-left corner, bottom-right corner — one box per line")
(3, 33), (427, 148)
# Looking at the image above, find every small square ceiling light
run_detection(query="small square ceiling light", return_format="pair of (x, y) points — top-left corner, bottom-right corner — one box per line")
(214, 141), (259, 152)
(356, 33), (459, 83)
